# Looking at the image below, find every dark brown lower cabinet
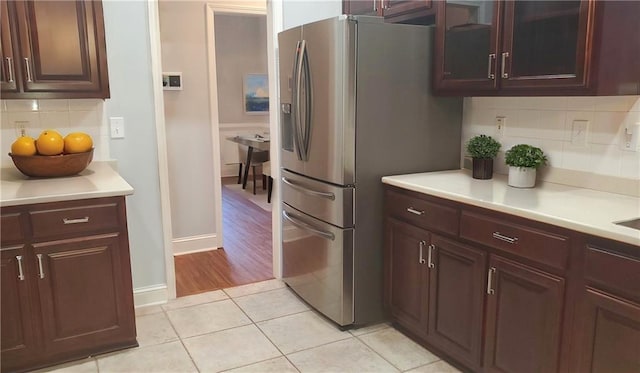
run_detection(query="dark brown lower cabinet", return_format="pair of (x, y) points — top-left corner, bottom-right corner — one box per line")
(0, 197), (137, 373)
(571, 288), (640, 373)
(385, 218), (430, 338)
(427, 235), (486, 371)
(1, 247), (38, 373)
(483, 255), (565, 373)
(34, 234), (136, 359)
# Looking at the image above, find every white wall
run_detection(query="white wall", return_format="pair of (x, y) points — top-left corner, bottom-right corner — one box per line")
(215, 14), (268, 123)
(462, 96), (640, 181)
(102, 1), (167, 291)
(158, 1), (217, 242)
(282, 0), (341, 29)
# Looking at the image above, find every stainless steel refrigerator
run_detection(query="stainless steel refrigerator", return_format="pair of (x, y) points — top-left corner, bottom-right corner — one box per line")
(279, 15), (462, 327)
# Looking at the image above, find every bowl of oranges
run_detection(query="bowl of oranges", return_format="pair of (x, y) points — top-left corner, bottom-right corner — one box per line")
(9, 130), (94, 178)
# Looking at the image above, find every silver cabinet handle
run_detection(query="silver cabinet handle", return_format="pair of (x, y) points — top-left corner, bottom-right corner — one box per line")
(373, 0), (377, 12)
(487, 53), (496, 79)
(16, 255), (25, 281)
(427, 244), (435, 268)
(24, 57), (33, 82)
(281, 177), (336, 200)
(283, 210), (335, 241)
(36, 253), (45, 279)
(501, 52), (509, 79)
(406, 207), (424, 216)
(63, 217), (90, 224)
(5, 57), (15, 83)
(418, 241), (426, 264)
(487, 267), (496, 295)
(492, 232), (518, 244)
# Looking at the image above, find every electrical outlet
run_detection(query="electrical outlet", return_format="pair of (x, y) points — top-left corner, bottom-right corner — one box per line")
(570, 120), (589, 147)
(622, 123), (640, 151)
(14, 121), (29, 137)
(110, 117), (125, 139)
(495, 116), (506, 138)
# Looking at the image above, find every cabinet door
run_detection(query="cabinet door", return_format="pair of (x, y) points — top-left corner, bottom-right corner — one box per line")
(0, 1), (20, 94)
(427, 235), (486, 371)
(1, 247), (38, 373)
(434, 0), (501, 92)
(385, 219), (429, 336)
(33, 234), (136, 358)
(12, 0), (109, 98)
(343, 0), (380, 16)
(571, 288), (640, 373)
(484, 255), (565, 373)
(383, 0), (432, 22)
(500, 0), (591, 90)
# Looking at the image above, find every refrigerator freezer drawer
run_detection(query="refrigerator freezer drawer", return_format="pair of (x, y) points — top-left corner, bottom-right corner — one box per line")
(281, 169), (354, 228)
(282, 203), (354, 326)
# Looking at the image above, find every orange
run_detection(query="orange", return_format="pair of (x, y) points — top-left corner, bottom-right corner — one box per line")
(36, 130), (64, 155)
(10, 136), (37, 156)
(63, 132), (93, 154)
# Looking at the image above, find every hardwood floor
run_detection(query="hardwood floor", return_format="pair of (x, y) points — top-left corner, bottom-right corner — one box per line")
(175, 177), (273, 297)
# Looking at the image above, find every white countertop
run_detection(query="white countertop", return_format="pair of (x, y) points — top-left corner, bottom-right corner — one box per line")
(1, 162), (134, 207)
(382, 169), (640, 247)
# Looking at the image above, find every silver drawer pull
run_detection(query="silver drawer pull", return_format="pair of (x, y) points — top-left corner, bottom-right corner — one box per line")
(36, 254), (45, 279)
(418, 241), (426, 264)
(282, 210), (335, 241)
(487, 53), (496, 79)
(63, 217), (90, 224)
(487, 267), (496, 295)
(24, 57), (33, 82)
(406, 207), (424, 216)
(492, 232), (518, 244)
(281, 177), (336, 200)
(6, 57), (15, 83)
(16, 255), (25, 281)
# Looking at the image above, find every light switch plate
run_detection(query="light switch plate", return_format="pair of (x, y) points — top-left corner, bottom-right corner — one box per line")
(570, 120), (589, 147)
(110, 117), (125, 139)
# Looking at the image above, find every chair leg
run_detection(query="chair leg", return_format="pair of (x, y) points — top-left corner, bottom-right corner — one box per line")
(252, 166), (257, 195)
(267, 176), (273, 203)
(262, 174), (267, 190)
(237, 163), (243, 184)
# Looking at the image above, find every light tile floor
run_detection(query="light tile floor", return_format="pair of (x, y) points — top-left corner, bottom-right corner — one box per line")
(35, 279), (461, 373)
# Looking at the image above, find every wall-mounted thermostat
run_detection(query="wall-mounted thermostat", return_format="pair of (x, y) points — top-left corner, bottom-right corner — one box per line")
(162, 72), (183, 90)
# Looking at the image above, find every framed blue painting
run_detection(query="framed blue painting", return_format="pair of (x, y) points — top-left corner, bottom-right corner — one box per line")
(243, 74), (269, 114)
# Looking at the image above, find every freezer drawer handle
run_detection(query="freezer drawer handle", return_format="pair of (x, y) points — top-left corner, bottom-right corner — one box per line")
(283, 210), (335, 241)
(406, 207), (424, 216)
(281, 177), (336, 200)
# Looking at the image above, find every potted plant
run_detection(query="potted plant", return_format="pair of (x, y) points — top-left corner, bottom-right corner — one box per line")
(466, 135), (501, 179)
(504, 144), (548, 188)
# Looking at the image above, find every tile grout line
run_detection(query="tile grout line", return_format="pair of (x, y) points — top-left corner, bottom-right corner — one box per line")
(162, 302), (202, 373)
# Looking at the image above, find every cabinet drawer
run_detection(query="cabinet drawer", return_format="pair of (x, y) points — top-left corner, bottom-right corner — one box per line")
(386, 190), (459, 236)
(29, 202), (121, 240)
(585, 246), (640, 302)
(1, 213), (24, 245)
(460, 211), (569, 271)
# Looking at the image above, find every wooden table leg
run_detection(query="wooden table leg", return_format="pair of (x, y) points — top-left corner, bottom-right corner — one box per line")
(242, 146), (253, 190)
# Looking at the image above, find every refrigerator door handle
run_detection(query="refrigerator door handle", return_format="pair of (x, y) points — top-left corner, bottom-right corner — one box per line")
(282, 177), (336, 200)
(301, 40), (312, 161)
(283, 210), (335, 241)
(293, 40), (306, 161)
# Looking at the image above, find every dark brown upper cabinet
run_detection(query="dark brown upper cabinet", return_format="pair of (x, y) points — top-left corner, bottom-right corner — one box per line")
(1, 0), (110, 99)
(434, 0), (640, 96)
(343, 0), (435, 24)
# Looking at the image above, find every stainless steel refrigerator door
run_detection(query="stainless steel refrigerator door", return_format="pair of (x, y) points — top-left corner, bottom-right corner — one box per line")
(279, 16), (357, 186)
(282, 203), (354, 326)
(279, 26), (304, 174)
(281, 169), (354, 228)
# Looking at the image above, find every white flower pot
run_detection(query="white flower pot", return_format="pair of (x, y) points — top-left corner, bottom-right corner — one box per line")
(508, 166), (537, 188)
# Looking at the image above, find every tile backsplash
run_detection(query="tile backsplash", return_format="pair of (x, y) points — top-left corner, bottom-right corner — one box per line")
(462, 96), (640, 181)
(0, 99), (109, 168)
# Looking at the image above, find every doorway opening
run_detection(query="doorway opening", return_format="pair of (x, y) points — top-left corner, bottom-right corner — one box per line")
(174, 9), (273, 297)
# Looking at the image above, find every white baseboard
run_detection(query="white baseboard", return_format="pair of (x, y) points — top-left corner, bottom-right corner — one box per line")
(173, 234), (220, 255)
(133, 284), (169, 308)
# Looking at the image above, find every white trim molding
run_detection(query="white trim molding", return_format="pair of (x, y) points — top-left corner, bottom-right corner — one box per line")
(133, 284), (169, 308)
(147, 0), (177, 300)
(173, 234), (220, 255)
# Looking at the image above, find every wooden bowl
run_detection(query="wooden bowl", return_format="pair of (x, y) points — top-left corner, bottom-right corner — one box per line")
(8, 148), (94, 178)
